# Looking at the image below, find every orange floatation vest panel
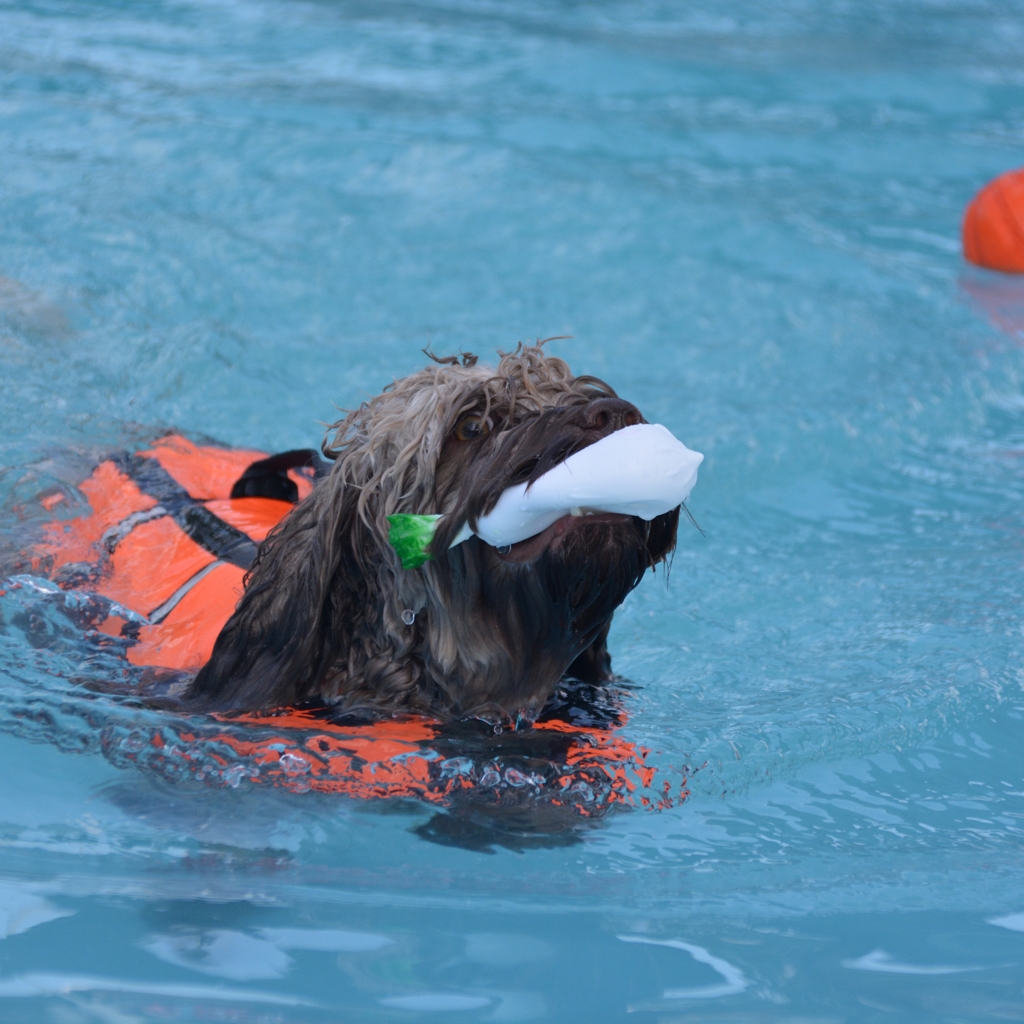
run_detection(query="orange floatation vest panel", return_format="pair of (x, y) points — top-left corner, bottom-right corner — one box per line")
(26, 434), (688, 814)
(101, 708), (683, 813)
(31, 434), (313, 672)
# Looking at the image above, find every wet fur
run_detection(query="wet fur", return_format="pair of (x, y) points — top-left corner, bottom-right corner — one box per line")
(186, 346), (679, 721)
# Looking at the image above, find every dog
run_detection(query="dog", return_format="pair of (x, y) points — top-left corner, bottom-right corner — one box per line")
(184, 344), (680, 723)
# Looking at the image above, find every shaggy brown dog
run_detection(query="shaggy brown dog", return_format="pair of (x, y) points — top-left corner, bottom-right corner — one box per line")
(185, 345), (679, 722)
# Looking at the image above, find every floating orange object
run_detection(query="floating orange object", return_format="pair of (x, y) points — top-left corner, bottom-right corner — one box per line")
(963, 167), (1024, 273)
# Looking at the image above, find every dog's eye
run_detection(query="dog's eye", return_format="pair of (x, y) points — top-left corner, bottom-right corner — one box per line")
(453, 413), (492, 442)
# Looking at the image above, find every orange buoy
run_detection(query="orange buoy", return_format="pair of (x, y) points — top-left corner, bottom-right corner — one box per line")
(963, 167), (1024, 273)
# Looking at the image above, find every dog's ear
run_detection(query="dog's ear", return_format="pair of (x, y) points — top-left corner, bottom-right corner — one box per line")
(185, 481), (372, 711)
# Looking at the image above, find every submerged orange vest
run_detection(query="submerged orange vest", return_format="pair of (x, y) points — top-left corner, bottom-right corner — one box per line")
(23, 434), (687, 812)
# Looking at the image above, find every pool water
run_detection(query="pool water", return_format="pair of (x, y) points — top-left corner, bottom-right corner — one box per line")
(3, 0), (1024, 1019)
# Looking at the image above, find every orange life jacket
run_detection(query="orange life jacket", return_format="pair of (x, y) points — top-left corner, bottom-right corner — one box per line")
(23, 434), (687, 813)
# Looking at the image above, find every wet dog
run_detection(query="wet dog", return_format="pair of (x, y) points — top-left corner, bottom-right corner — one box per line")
(185, 345), (680, 722)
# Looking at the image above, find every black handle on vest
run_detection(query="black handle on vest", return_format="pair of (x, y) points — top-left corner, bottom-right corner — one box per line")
(230, 449), (328, 503)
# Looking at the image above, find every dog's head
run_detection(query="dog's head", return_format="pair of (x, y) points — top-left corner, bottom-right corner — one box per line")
(187, 345), (679, 721)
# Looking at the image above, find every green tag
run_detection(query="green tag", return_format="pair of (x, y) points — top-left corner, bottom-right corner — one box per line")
(387, 514), (441, 569)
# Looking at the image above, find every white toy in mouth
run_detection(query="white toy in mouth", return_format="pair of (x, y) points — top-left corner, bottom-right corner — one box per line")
(449, 423), (703, 550)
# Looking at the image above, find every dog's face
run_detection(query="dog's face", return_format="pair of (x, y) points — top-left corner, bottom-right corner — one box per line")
(421, 373), (679, 721)
(187, 346), (679, 721)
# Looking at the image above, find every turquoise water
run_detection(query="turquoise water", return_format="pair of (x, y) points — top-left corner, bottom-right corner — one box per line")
(3, 0), (1024, 1019)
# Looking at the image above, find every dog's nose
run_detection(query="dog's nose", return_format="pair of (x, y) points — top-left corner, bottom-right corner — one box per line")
(577, 398), (642, 434)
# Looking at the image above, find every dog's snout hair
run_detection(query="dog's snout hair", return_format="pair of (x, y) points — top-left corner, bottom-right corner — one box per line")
(184, 344), (679, 721)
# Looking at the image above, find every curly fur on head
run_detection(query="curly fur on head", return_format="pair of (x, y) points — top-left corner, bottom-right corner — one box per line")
(185, 344), (679, 722)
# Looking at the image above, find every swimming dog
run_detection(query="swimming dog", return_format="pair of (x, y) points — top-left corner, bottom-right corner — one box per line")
(185, 345), (680, 722)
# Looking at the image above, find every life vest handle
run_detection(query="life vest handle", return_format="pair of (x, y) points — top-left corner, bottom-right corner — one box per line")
(229, 448), (328, 502)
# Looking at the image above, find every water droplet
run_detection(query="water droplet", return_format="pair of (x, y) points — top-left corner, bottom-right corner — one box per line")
(439, 757), (474, 778)
(278, 753), (311, 775)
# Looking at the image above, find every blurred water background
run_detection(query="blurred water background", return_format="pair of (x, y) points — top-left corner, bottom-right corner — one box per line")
(3, 0), (1024, 1020)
